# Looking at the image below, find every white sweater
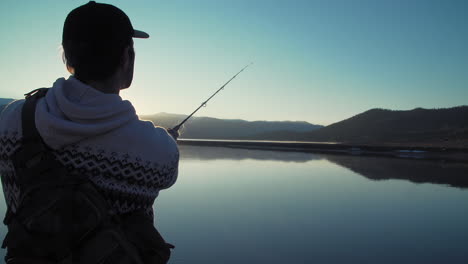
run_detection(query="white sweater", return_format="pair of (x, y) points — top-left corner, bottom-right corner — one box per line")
(0, 76), (179, 218)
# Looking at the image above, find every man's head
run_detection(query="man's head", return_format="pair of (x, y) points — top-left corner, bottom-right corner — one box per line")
(62, 1), (148, 89)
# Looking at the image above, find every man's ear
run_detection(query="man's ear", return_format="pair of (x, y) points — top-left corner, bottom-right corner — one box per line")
(121, 46), (130, 67)
(121, 45), (135, 68)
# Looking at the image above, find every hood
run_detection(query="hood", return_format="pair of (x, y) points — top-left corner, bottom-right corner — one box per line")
(36, 76), (137, 149)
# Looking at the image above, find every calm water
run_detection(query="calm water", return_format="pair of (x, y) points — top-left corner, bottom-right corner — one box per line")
(2, 145), (468, 263)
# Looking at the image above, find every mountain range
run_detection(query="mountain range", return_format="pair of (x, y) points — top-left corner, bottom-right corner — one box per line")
(140, 112), (323, 139)
(312, 107), (468, 144)
(141, 107), (468, 147)
(253, 107), (468, 147)
(1, 97), (467, 147)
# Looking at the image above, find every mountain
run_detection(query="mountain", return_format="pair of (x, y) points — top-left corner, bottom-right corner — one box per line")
(304, 106), (468, 147)
(139, 112), (323, 139)
(140, 107), (468, 147)
(242, 106), (468, 148)
(3, 95), (466, 147)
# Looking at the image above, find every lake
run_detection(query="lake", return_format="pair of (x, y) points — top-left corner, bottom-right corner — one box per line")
(1, 145), (468, 263)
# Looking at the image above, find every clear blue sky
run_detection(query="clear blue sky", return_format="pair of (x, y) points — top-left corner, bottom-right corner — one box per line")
(0, 0), (467, 125)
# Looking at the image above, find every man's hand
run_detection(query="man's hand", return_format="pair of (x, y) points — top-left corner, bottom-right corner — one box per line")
(167, 128), (180, 140)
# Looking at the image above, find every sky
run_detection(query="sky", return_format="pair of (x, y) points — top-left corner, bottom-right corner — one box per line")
(0, 0), (467, 125)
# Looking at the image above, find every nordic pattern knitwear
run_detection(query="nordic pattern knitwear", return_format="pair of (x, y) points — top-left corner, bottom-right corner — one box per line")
(0, 77), (179, 219)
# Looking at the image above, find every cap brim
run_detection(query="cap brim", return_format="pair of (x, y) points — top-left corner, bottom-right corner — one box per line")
(133, 29), (149, 39)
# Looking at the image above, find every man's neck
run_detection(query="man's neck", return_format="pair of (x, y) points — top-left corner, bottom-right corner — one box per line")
(88, 80), (120, 94)
(77, 76), (121, 95)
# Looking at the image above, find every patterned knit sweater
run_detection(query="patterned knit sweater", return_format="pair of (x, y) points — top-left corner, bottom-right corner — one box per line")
(0, 76), (179, 219)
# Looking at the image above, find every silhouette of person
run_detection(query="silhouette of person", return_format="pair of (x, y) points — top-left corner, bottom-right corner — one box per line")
(0, 1), (179, 263)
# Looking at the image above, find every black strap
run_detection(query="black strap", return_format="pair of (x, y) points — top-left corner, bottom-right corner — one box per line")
(3, 88), (74, 260)
(3, 88), (50, 244)
(11, 88), (52, 190)
(21, 88), (48, 145)
(11, 89), (49, 170)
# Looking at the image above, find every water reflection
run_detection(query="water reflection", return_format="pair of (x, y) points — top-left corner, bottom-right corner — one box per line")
(165, 146), (468, 264)
(180, 145), (323, 162)
(326, 155), (468, 189)
(180, 145), (468, 189)
(1, 146), (467, 264)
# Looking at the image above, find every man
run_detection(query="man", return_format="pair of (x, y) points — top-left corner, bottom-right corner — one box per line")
(0, 1), (179, 262)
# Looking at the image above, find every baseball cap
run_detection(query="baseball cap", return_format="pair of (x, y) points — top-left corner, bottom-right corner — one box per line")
(63, 1), (149, 45)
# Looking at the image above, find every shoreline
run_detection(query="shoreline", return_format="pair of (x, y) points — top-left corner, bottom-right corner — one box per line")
(177, 139), (468, 162)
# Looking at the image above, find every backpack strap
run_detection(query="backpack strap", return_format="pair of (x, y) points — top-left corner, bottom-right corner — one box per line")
(4, 88), (77, 260)
(12, 88), (50, 171)
(5, 88), (51, 225)
(22, 88), (49, 145)
(14, 88), (67, 198)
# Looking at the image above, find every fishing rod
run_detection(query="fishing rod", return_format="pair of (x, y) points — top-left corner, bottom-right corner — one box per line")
(171, 63), (253, 131)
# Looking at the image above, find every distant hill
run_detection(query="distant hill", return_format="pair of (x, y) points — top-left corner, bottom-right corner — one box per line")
(140, 107), (468, 147)
(139, 112), (323, 139)
(299, 107), (467, 147)
(3, 95), (466, 148)
(245, 106), (468, 148)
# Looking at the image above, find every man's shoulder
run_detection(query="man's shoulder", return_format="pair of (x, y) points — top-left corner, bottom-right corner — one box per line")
(80, 117), (178, 161)
(0, 99), (24, 116)
(0, 99), (25, 132)
(0, 100), (25, 157)
(123, 119), (178, 152)
(122, 118), (174, 143)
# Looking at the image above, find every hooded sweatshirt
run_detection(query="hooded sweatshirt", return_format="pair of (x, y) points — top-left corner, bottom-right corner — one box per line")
(0, 76), (179, 219)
